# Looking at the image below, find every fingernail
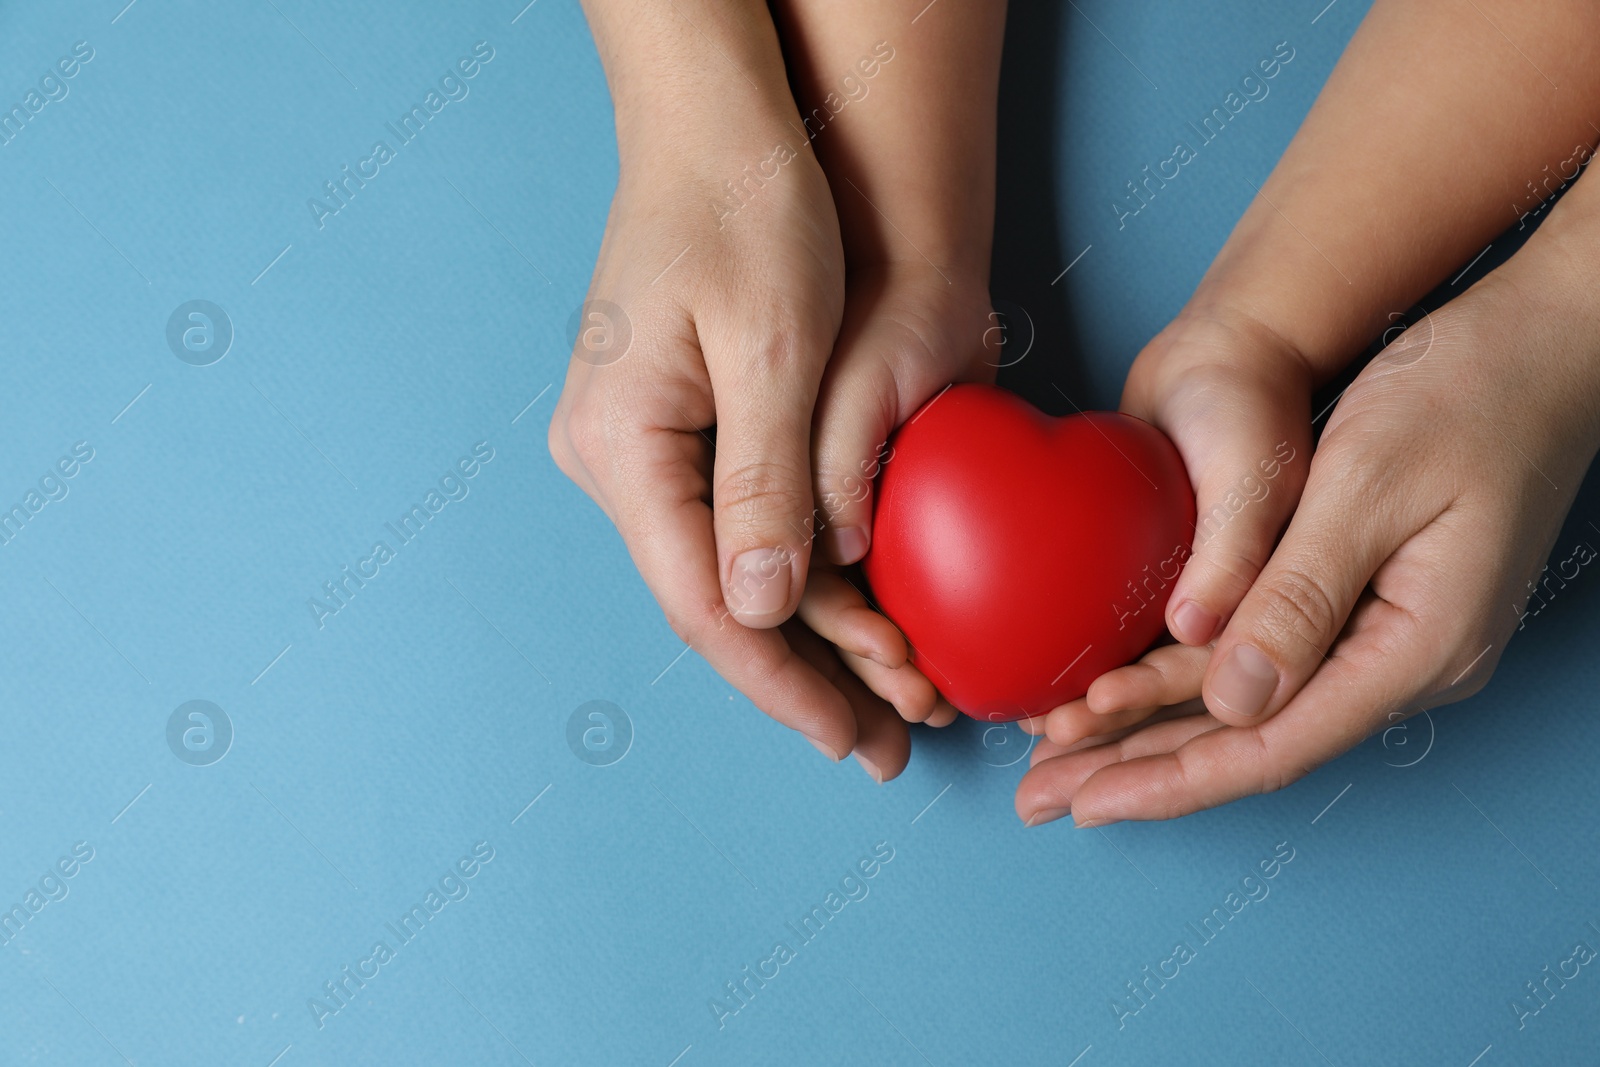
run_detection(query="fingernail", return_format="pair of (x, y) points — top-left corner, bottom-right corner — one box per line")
(729, 548), (791, 618)
(853, 750), (885, 784)
(806, 735), (844, 762)
(825, 525), (869, 564)
(1024, 807), (1070, 828)
(1172, 600), (1220, 644)
(1210, 644), (1278, 717)
(1073, 813), (1121, 829)
(1017, 715), (1045, 736)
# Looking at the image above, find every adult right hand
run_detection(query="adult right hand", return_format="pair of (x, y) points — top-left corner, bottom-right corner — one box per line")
(548, 65), (912, 771)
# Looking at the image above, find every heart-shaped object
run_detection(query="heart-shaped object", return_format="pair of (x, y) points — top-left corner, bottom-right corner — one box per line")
(862, 384), (1196, 721)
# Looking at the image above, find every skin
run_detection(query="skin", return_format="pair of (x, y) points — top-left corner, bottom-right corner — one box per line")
(562, 0), (1600, 812)
(1016, 0), (1600, 826)
(554, 1), (1007, 781)
(777, 0), (1010, 751)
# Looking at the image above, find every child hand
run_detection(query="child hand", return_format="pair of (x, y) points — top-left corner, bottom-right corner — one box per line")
(1017, 257), (1600, 826)
(763, 0), (1009, 740)
(792, 264), (994, 735)
(1016, 306), (1316, 749)
(1123, 308), (1316, 648)
(1018, 642), (1212, 750)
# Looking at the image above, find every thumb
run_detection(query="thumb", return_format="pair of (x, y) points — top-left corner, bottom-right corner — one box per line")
(1125, 359), (1310, 646)
(704, 330), (829, 628)
(809, 276), (995, 564)
(810, 324), (968, 566)
(1200, 460), (1401, 727)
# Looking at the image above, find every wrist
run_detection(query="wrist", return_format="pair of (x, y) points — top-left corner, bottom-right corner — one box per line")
(584, 1), (800, 164)
(1180, 220), (1383, 385)
(614, 99), (804, 182)
(1138, 300), (1314, 385)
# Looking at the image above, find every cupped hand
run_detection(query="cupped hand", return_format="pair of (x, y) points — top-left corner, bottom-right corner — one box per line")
(1019, 306), (1316, 748)
(549, 120), (911, 773)
(1125, 308), (1318, 649)
(1018, 270), (1600, 826)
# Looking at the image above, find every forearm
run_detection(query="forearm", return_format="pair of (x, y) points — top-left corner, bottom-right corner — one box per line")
(771, 0), (1008, 279)
(581, 0), (801, 161)
(1192, 0), (1600, 377)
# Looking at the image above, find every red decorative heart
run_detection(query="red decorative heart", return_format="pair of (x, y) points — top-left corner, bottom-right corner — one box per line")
(862, 384), (1196, 721)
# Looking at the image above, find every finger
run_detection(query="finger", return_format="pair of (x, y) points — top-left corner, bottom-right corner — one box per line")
(785, 619), (912, 782)
(797, 570), (939, 721)
(1123, 360), (1310, 646)
(1016, 715), (1222, 826)
(796, 566), (954, 722)
(1045, 701), (1157, 748)
(592, 381), (859, 760)
(837, 648), (941, 723)
(1083, 643), (1211, 715)
(1027, 643), (1209, 745)
(1043, 694), (1209, 749)
(924, 699), (960, 728)
(796, 570), (908, 668)
(809, 285), (987, 564)
(1026, 736), (1073, 767)
(849, 686), (914, 783)
(1199, 459), (1416, 726)
(1073, 594), (1417, 823)
(810, 346), (899, 564)
(1030, 708), (1211, 768)
(702, 324), (830, 628)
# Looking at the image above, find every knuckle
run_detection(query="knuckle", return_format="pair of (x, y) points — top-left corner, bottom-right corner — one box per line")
(740, 326), (815, 379)
(1252, 567), (1340, 649)
(1259, 760), (1308, 797)
(662, 606), (697, 645)
(716, 460), (811, 530)
(564, 403), (610, 469)
(545, 413), (577, 480)
(815, 488), (858, 525)
(1441, 635), (1499, 698)
(1335, 445), (1394, 501)
(546, 399), (598, 486)
(1190, 543), (1264, 599)
(662, 597), (721, 646)
(815, 470), (873, 518)
(1314, 429), (1399, 503)
(1248, 731), (1307, 797)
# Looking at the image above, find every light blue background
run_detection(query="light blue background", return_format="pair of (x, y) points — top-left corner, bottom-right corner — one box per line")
(1, 1), (1596, 1064)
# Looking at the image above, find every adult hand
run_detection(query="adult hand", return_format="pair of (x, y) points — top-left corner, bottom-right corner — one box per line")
(549, 61), (894, 764)
(1018, 245), (1600, 826)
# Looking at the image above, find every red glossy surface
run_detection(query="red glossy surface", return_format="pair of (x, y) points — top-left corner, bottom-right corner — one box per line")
(862, 384), (1196, 721)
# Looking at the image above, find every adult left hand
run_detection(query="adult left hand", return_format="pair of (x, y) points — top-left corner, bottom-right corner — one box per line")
(1016, 249), (1600, 827)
